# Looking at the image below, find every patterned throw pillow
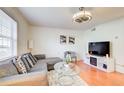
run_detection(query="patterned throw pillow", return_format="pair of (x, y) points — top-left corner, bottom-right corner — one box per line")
(28, 53), (36, 65)
(12, 57), (27, 74)
(21, 56), (31, 71)
(29, 52), (37, 63)
(24, 55), (34, 68)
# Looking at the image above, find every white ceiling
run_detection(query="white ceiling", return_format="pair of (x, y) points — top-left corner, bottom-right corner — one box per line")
(18, 7), (124, 30)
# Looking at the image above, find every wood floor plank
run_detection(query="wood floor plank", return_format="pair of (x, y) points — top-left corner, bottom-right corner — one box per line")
(76, 61), (124, 86)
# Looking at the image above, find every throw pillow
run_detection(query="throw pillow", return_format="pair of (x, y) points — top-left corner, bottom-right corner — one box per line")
(21, 56), (31, 71)
(28, 53), (36, 64)
(12, 57), (27, 74)
(29, 52), (38, 63)
(24, 55), (34, 68)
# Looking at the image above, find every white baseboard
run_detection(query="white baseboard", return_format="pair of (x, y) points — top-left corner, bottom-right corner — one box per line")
(116, 64), (124, 73)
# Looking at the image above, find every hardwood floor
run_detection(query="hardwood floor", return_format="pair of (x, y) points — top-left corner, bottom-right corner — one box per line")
(77, 61), (124, 86)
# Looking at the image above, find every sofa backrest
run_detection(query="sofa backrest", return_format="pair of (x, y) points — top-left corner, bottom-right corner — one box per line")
(0, 58), (18, 78)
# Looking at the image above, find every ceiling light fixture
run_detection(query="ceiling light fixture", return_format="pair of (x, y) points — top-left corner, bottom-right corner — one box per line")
(72, 7), (92, 23)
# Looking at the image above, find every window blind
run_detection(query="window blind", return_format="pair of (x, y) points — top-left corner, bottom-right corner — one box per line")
(0, 9), (17, 60)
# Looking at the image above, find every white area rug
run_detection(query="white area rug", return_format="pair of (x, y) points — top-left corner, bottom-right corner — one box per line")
(47, 70), (88, 86)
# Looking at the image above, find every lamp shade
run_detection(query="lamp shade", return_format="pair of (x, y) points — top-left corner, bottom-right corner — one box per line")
(28, 40), (33, 49)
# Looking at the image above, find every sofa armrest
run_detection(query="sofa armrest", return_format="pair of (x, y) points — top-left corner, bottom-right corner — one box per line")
(34, 54), (46, 60)
(0, 71), (48, 86)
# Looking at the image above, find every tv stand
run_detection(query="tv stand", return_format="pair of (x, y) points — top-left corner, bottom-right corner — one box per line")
(84, 55), (115, 72)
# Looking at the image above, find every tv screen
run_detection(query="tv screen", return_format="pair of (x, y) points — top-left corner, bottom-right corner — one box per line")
(88, 41), (110, 57)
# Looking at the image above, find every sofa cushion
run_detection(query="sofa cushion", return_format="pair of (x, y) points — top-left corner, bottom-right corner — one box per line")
(41, 57), (63, 65)
(12, 57), (27, 74)
(0, 58), (18, 78)
(34, 54), (46, 60)
(30, 60), (47, 72)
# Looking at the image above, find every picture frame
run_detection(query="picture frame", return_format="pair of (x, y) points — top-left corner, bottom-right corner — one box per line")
(60, 35), (66, 44)
(69, 36), (75, 44)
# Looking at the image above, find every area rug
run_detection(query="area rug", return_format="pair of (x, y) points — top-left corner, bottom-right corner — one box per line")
(47, 70), (88, 86)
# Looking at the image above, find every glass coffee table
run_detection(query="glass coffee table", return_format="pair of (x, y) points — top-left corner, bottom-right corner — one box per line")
(54, 62), (81, 85)
(54, 62), (80, 76)
(48, 61), (88, 86)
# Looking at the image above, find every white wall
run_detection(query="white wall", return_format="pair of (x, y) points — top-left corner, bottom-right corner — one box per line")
(81, 18), (124, 73)
(29, 27), (83, 59)
(29, 17), (124, 73)
(1, 7), (29, 55)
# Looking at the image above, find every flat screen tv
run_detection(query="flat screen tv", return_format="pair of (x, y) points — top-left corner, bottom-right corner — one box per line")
(88, 41), (110, 57)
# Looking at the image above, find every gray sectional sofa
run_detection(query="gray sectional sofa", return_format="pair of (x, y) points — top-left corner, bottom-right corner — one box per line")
(0, 53), (63, 86)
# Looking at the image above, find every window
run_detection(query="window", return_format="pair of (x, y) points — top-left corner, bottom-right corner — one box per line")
(0, 9), (17, 60)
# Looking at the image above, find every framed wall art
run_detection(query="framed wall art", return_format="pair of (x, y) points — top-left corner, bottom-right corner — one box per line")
(60, 35), (66, 44)
(69, 36), (75, 44)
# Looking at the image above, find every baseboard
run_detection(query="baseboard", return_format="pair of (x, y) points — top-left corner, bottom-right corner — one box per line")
(115, 64), (124, 73)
